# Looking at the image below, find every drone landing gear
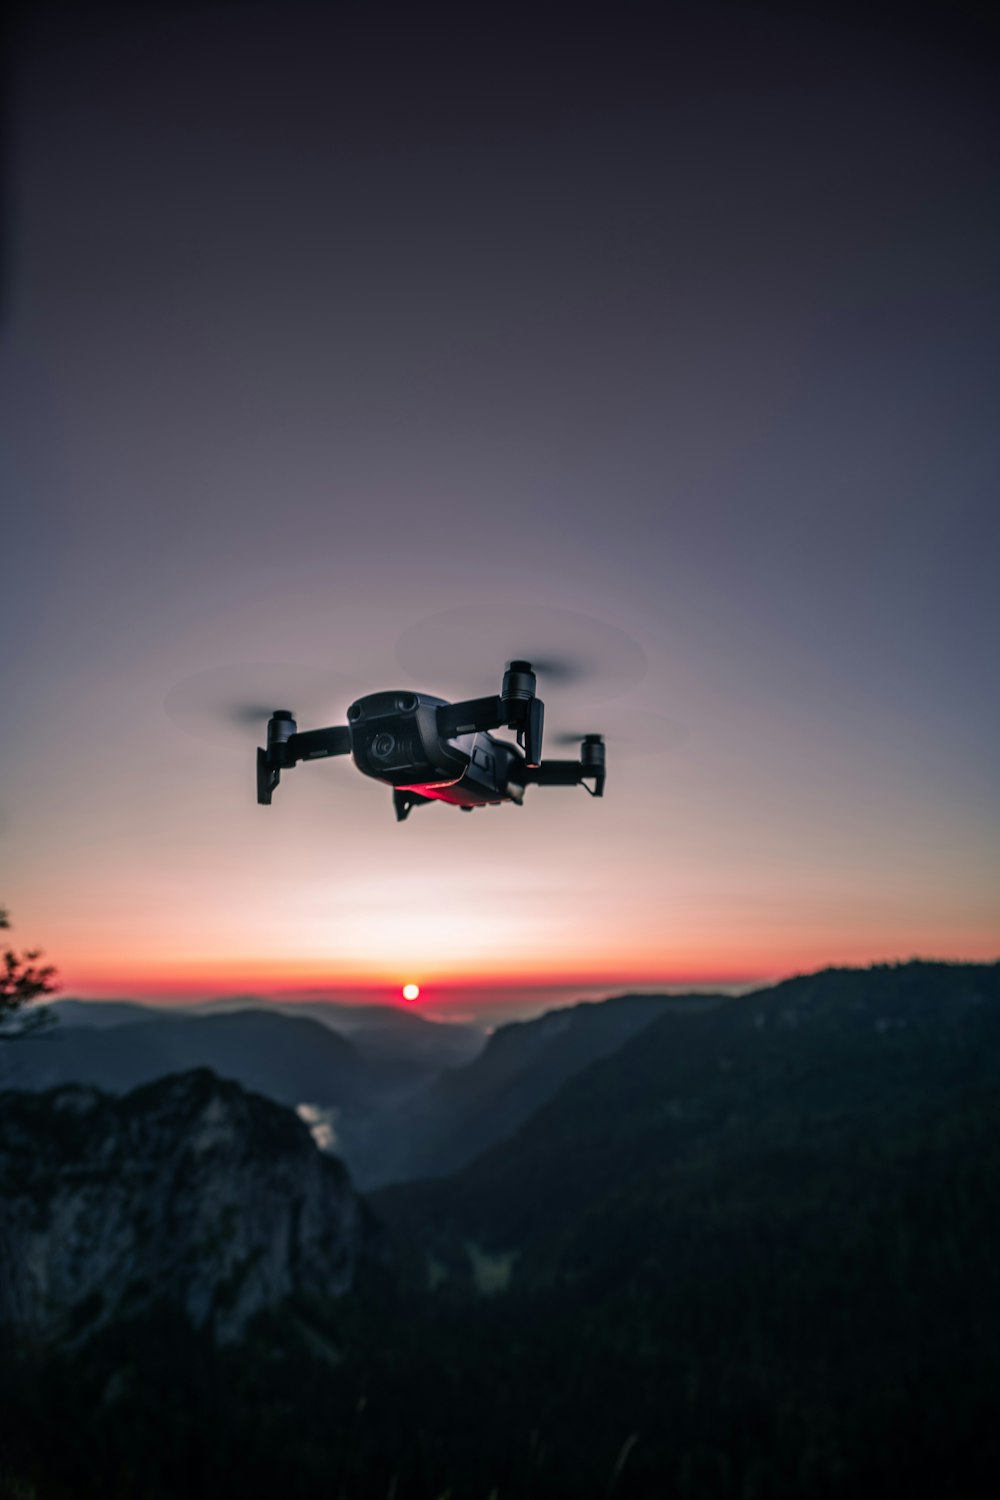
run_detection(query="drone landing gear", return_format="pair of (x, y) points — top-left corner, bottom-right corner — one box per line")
(393, 789), (434, 822)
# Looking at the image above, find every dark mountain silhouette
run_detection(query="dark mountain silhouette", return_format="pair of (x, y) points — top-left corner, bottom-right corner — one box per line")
(48, 996), (485, 1069)
(376, 962), (1000, 1278)
(264, 1001), (485, 1067)
(359, 961), (997, 1494)
(23, 994), (721, 1190)
(343, 991), (723, 1185)
(4, 962), (999, 1500)
(48, 999), (177, 1028)
(2, 1009), (389, 1113)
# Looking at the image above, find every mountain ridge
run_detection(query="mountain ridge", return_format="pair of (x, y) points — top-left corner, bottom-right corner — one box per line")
(352, 988), (726, 1185)
(2, 1007), (385, 1109)
(3, 961), (999, 1498)
(0, 1068), (380, 1344)
(374, 959), (1000, 1275)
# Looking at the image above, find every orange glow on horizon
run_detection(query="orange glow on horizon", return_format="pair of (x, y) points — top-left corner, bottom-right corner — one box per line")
(54, 951), (779, 997)
(49, 935), (1000, 1013)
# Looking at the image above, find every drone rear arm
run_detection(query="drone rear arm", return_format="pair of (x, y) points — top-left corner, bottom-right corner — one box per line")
(525, 759), (606, 797)
(525, 736), (606, 797)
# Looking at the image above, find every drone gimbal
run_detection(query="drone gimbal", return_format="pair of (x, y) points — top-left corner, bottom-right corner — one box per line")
(257, 660), (606, 820)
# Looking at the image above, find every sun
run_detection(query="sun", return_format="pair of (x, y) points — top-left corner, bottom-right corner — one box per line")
(402, 983), (420, 1002)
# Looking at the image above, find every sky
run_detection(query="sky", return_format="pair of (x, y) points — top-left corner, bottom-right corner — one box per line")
(1, 2), (998, 1020)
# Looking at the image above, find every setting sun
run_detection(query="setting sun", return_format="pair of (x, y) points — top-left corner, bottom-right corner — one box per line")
(402, 983), (420, 1002)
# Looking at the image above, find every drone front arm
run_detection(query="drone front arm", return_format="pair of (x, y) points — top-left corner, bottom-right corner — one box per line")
(436, 695), (504, 738)
(286, 725), (353, 763)
(257, 718), (352, 805)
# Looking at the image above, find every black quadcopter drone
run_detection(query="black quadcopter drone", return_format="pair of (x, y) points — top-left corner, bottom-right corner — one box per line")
(256, 661), (606, 821)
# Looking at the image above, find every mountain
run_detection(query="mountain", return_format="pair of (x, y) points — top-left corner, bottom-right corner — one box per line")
(0, 1008), (394, 1115)
(375, 962), (1000, 1280)
(50, 996), (486, 1069)
(48, 999), (177, 1028)
(263, 1001), (485, 1067)
(0, 1070), (378, 1344)
(3, 963), (998, 1499)
(21, 995), (720, 1191)
(343, 991), (723, 1185)
(364, 961), (1000, 1495)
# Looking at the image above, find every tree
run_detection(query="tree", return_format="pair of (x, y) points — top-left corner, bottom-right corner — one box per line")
(0, 907), (58, 1039)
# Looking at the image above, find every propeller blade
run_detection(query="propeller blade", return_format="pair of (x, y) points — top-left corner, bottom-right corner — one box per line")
(164, 663), (364, 750)
(517, 656), (585, 685)
(550, 712), (689, 758)
(395, 605), (648, 701)
(230, 703), (292, 726)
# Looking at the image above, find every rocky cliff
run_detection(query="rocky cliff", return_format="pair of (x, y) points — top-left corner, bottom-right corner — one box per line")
(0, 1069), (378, 1343)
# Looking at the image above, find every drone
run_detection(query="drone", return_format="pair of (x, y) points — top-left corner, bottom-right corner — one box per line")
(256, 660), (606, 821)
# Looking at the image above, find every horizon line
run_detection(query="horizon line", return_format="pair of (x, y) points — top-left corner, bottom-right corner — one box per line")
(47, 954), (999, 1021)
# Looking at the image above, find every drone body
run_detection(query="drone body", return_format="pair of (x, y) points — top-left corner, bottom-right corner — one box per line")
(257, 661), (606, 820)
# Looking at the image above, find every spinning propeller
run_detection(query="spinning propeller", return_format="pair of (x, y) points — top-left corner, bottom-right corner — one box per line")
(550, 711), (689, 759)
(164, 664), (363, 750)
(395, 605), (648, 701)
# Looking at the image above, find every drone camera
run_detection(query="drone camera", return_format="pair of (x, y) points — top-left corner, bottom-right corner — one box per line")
(347, 689), (464, 788)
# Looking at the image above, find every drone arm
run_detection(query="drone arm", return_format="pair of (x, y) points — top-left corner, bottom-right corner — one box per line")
(525, 760), (606, 797)
(525, 760), (585, 784)
(525, 737), (606, 797)
(257, 716), (351, 806)
(437, 663), (546, 769)
(436, 695), (505, 738)
(286, 725), (352, 763)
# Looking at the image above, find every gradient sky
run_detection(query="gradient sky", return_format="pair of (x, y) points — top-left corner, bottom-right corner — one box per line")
(2, 3), (998, 1019)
